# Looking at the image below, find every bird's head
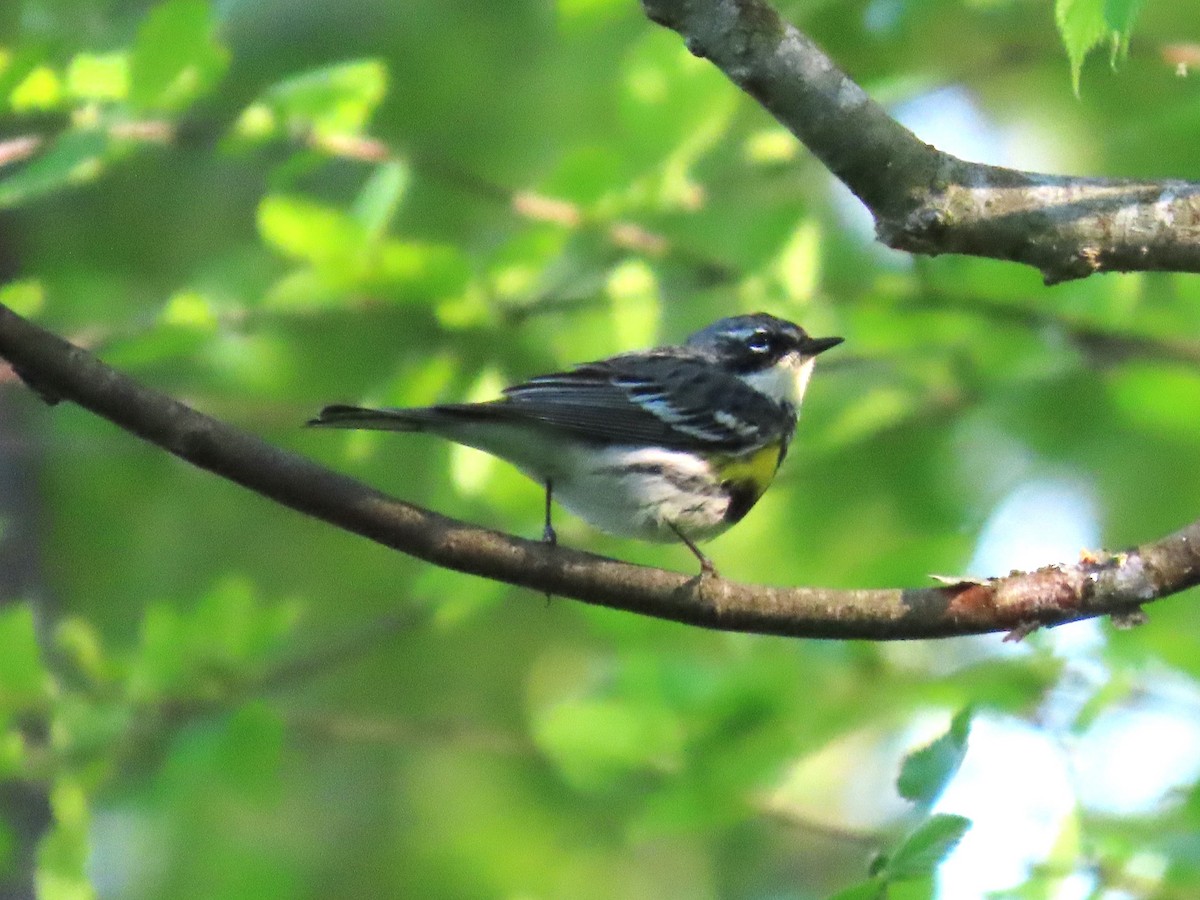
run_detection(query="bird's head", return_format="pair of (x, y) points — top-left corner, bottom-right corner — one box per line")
(685, 313), (843, 406)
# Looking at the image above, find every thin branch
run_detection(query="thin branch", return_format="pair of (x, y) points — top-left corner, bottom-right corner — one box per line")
(105, 608), (423, 778)
(1, 121), (734, 285)
(641, 0), (1200, 285)
(0, 135), (44, 169)
(755, 795), (883, 848)
(861, 286), (1200, 369)
(0, 303), (1197, 640)
(253, 609), (421, 695)
(284, 710), (535, 755)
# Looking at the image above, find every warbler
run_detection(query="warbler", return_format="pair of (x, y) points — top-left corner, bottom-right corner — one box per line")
(309, 313), (842, 571)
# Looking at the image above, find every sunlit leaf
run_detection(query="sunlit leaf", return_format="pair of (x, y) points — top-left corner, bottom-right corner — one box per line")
(191, 578), (298, 669)
(1055, 0), (1143, 93)
(897, 708), (972, 807)
(1108, 362), (1200, 441)
(65, 53), (130, 102)
(127, 604), (190, 701)
(352, 160), (411, 241)
(885, 814), (972, 881)
(0, 280), (45, 316)
(0, 605), (50, 715)
(10, 65), (62, 112)
(129, 0), (228, 111)
(0, 48), (39, 106)
(36, 777), (92, 900)
(374, 240), (470, 296)
(257, 194), (362, 266)
(606, 259), (660, 349)
(1056, 0), (1107, 94)
(533, 696), (684, 791)
(245, 59), (387, 140)
(54, 617), (111, 686)
(160, 290), (220, 329)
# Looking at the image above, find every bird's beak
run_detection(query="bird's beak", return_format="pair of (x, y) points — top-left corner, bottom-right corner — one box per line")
(803, 335), (844, 356)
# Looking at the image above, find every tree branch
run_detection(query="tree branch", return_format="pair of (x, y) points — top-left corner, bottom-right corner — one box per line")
(641, 0), (1200, 285)
(0, 303), (1197, 640)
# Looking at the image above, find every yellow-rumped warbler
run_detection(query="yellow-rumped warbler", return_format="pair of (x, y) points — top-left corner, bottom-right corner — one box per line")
(309, 313), (841, 571)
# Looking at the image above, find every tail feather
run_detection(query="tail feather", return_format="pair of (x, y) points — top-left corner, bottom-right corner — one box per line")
(307, 404), (444, 431)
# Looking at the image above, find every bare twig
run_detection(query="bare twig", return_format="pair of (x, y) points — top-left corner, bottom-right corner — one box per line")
(0, 118), (733, 294)
(0, 303), (1197, 640)
(285, 711), (535, 755)
(641, 0), (1200, 285)
(864, 287), (1200, 369)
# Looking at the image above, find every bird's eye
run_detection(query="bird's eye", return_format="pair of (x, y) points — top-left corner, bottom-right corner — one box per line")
(746, 329), (772, 354)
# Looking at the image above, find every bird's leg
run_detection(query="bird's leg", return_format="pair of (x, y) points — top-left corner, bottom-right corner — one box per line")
(542, 479), (557, 546)
(542, 480), (557, 605)
(668, 523), (717, 577)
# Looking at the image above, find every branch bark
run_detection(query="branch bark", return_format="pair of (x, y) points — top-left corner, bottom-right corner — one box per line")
(0, 303), (1197, 640)
(641, 0), (1200, 284)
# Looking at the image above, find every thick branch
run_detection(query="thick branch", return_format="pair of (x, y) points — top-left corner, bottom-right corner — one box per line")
(642, 0), (1200, 284)
(0, 303), (1196, 639)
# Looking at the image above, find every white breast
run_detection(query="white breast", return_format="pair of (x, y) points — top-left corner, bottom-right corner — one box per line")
(545, 445), (732, 542)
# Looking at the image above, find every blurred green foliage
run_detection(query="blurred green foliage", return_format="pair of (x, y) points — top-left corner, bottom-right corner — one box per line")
(1, 0), (1199, 897)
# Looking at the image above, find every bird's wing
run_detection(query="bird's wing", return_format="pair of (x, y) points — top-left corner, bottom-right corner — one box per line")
(484, 353), (792, 450)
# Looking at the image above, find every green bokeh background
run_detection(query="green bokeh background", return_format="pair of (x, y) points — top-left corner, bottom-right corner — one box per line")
(2, 0), (1200, 897)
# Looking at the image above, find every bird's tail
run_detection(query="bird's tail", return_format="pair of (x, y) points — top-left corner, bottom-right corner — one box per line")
(307, 404), (448, 432)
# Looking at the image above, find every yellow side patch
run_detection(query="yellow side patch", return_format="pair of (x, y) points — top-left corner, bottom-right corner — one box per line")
(714, 442), (783, 495)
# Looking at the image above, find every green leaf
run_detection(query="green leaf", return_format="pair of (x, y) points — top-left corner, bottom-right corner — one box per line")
(36, 776), (94, 900)
(258, 194), (362, 267)
(0, 130), (110, 209)
(161, 702), (284, 801)
(352, 160), (411, 241)
(0, 280), (45, 317)
(190, 578), (297, 671)
(1055, 0), (1143, 93)
(897, 708), (972, 807)
(885, 814), (971, 881)
(237, 60), (387, 141)
(54, 619), (112, 691)
(65, 52), (130, 102)
(826, 878), (886, 900)
(374, 239), (471, 297)
(126, 580), (296, 704)
(50, 693), (130, 762)
(259, 191), (469, 307)
(0, 732), (24, 782)
(127, 604), (190, 701)
(209, 702), (284, 798)
(0, 605), (50, 716)
(129, 0), (228, 111)
(0, 48), (44, 111)
(532, 697), (683, 792)
(1104, 0), (1144, 33)
(1108, 362), (1200, 442)
(9, 65), (63, 112)
(1105, 0), (1144, 66)
(1055, 0), (1107, 95)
